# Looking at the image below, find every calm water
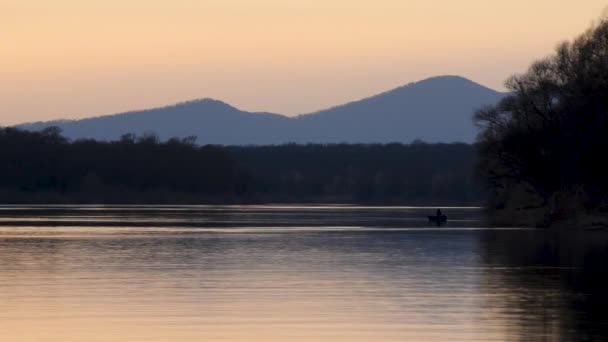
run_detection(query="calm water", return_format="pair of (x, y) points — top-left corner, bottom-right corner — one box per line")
(0, 205), (606, 341)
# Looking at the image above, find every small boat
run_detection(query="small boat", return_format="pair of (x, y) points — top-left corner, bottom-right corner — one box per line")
(428, 215), (448, 224)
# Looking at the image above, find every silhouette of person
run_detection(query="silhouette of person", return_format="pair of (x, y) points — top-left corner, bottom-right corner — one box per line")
(436, 209), (442, 217)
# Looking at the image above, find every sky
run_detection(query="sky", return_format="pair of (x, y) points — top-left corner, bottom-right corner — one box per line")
(2, 1), (607, 125)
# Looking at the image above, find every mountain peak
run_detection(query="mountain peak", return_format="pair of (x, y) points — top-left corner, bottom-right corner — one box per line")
(417, 75), (475, 83)
(395, 75), (498, 93)
(17, 75), (505, 144)
(166, 98), (237, 111)
(298, 75), (500, 119)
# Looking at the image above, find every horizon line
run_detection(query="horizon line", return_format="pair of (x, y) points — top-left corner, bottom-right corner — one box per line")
(13, 74), (504, 126)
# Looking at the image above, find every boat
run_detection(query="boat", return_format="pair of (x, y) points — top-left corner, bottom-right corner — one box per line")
(428, 215), (448, 224)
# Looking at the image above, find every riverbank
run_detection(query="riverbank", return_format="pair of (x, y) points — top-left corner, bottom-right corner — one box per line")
(0, 187), (484, 206)
(486, 207), (608, 231)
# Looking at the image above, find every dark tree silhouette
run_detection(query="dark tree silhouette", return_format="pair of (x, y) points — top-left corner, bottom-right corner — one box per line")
(228, 142), (481, 204)
(0, 127), (482, 204)
(474, 20), (608, 225)
(0, 127), (238, 203)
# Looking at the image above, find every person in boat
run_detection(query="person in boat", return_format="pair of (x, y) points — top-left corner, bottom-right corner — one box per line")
(429, 209), (446, 224)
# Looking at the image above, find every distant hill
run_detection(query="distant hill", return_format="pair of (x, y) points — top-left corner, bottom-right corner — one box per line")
(17, 75), (505, 144)
(19, 99), (292, 145)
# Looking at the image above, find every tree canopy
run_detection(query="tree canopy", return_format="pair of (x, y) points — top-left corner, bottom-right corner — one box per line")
(0, 127), (481, 204)
(474, 20), (608, 224)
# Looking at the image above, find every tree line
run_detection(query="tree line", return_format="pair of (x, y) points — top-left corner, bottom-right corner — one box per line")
(0, 127), (482, 204)
(475, 20), (608, 227)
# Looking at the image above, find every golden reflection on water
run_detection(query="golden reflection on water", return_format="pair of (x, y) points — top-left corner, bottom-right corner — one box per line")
(0, 206), (604, 341)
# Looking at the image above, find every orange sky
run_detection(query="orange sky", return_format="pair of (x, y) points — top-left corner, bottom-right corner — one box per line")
(1, 1), (606, 124)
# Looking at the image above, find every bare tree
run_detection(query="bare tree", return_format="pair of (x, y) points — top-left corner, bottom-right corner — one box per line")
(475, 20), (608, 219)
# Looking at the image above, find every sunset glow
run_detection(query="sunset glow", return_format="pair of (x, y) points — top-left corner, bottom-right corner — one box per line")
(2, 0), (606, 124)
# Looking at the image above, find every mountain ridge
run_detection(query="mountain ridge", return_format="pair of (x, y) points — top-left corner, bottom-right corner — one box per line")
(296, 75), (498, 118)
(17, 75), (506, 144)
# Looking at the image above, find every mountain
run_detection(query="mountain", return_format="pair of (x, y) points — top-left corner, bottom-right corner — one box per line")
(19, 99), (293, 145)
(17, 75), (505, 144)
(293, 76), (504, 143)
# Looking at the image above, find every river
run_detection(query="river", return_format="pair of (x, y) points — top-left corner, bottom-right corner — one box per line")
(0, 205), (605, 341)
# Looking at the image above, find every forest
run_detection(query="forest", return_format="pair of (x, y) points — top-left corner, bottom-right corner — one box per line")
(0, 127), (482, 204)
(475, 20), (608, 227)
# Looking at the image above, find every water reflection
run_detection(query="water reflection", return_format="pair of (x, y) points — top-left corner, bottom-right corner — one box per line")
(0, 206), (605, 341)
(479, 230), (608, 341)
(0, 205), (482, 228)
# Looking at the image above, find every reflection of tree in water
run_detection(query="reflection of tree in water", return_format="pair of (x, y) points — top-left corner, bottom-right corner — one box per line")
(479, 230), (608, 341)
